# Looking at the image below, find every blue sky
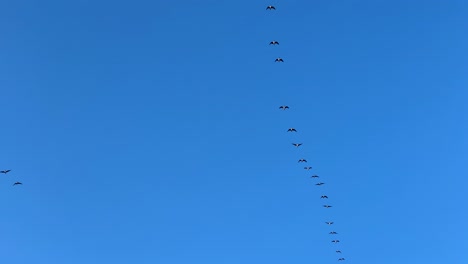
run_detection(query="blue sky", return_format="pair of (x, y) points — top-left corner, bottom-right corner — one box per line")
(1, 0), (467, 263)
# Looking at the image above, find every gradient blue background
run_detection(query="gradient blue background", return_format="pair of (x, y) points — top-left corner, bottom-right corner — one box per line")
(1, 1), (467, 263)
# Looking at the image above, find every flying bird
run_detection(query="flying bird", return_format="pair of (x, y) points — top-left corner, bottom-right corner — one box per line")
(329, 231), (338, 235)
(326, 222), (334, 225)
(298, 159), (307, 163)
(338, 258), (345, 261)
(336, 250), (342, 253)
(275, 58), (284, 62)
(292, 143), (302, 147)
(304, 167), (312, 170)
(332, 240), (340, 243)
(311, 175), (319, 178)
(287, 128), (297, 132)
(269, 41), (279, 45)
(321, 195), (328, 199)
(279, 105), (289, 110)
(1, 170), (11, 174)
(323, 205), (332, 208)
(315, 182), (325, 186)
(266, 5), (276, 10)
(13, 182), (22, 186)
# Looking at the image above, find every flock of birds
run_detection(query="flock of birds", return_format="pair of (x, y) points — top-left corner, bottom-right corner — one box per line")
(1, 170), (22, 186)
(268, 6), (347, 262)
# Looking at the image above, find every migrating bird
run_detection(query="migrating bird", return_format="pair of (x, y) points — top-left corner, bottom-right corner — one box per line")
(287, 128), (297, 132)
(269, 41), (279, 45)
(329, 231), (338, 235)
(338, 258), (345, 261)
(315, 182), (325, 186)
(304, 167), (313, 170)
(266, 5), (276, 10)
(298, 159), (307, 163)
(275, 58), (284, 62)
(336, 250), (342, 253)
(311, 174), (319, 178)
(321, 195), (328, 199)
(1, 170), (11, 174)
(326, 222), (334, 225)
(13, 182), (22, 186)
(279, 105), (289, 110)
(323, 205), (332, 208)
(292, 143), (302, 147)
(332, 240), (340, 243)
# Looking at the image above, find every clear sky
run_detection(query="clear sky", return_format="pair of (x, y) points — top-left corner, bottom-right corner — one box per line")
(1, 1), (467, 263)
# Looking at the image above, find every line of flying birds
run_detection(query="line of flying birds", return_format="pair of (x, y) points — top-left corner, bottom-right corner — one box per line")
(1, 170), (22, 186)
(268, 5), (346, 262)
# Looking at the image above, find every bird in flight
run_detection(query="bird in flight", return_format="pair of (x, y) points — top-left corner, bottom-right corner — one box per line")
(321, 195), (328, 199)
(338, 258), (345, 261)
(336, 250), (342, 253)
(275, 58), (284, 62)
(266, 5), (276, 10)
(292, 143), (302, 147)
(315, 182), (325, 186)
(13, 182), (22, 186)
(332, 240), (340, 243)
(1, 170), (11, 174)
(298, 159), (307, 163)
(329, 231), (338, 235)
(323, 205), (332, 208)
(269, 41), (279, 45)
(311, 175), (319, 178)
(279, 105), (289, 110)
(287, 128), (297, 132)
(326, 222), (334, 225)
(304, 167), (313, 170)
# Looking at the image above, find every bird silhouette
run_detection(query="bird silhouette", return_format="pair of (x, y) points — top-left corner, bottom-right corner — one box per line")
(304, 167), (313, 170)
(326, 222), (334, 225)
(329, 231), (338, 235)
(332, 240), (340, 243)
(287, 128), (297, 132)
(336, 250), (342, 253)
(269, 41), (279, 45)
(315, 182), (325, 186)
(298, 159), (307, 163)
(292, 143), (302, 147)
(1, 170), (11, 174)
(323, 205), (332, 208)
(311, 175), (319, 178)
(338, 258), (345, 261)
(13, 182), (22, 186)
(275, 58), (284, 62)
(266, 5), (276, 10)
(279, 105), (289, 110)
(321, 195), (328, 199)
